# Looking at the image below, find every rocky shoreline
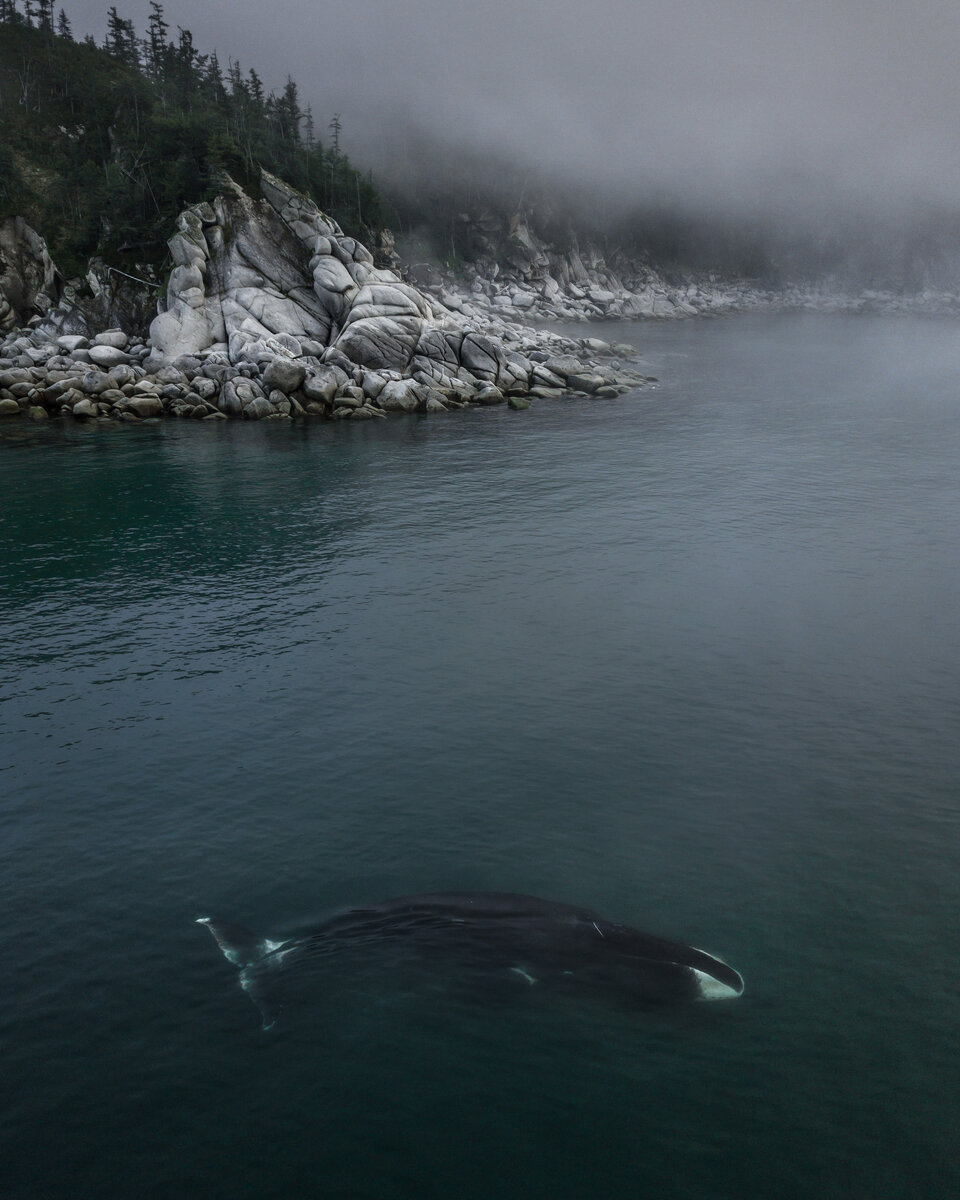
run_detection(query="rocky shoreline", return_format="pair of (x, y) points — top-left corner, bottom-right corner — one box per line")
(0, 173), (647, 426)
(0, 325), (645, 425)
(409, 214), (960, 326)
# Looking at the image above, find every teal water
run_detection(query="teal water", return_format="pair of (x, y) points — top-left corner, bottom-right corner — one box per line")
(2, 313), (959, 1199)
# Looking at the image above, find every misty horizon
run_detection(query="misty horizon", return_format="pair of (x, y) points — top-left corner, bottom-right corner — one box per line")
(52, 0), (960, 280)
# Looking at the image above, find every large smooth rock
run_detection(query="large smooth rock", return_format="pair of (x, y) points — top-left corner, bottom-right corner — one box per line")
(125, 395), (163, 418)
(377, 379), (423, 412)
(334, 315), (421, 371)
(243, 396), (275, 420)
(262, 358), (306, 394)
(566, 373), (604, 393)
(80, 372), (110, 395)
(93, 330), (129, 349)
(301, 368), (339, 404)
(87, 345), (130, 369)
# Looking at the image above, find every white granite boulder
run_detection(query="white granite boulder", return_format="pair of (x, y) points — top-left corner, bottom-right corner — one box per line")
(93, 329), (129, 349)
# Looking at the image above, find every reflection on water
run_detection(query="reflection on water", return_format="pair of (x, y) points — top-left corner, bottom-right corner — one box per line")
(1, 314), (959, 1199)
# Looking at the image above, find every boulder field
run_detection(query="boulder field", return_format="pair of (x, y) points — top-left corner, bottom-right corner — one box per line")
(0, 173), (647, 425)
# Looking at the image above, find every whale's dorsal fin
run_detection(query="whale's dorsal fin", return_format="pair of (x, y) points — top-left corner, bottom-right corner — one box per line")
(196, 917), (268, 967)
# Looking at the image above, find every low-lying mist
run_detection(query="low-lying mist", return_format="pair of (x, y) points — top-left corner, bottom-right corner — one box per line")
(66, 0), (960, 284)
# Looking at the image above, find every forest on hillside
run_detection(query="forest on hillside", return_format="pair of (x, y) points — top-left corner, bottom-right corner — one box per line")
(0, 0), (383, 276)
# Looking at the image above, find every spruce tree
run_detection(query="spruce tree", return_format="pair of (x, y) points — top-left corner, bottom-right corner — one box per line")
(105, 6), (137, 67)
(204, 50), (223, 101)
(247, 67), (264, 106)
(146, 1), (168, 78)
(278, 78), (301, 143)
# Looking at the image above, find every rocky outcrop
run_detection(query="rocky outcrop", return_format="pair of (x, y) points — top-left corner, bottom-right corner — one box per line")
(106, 171), (640, 421)
(0, 218), (62, 332)
(145, 172), (559, 406)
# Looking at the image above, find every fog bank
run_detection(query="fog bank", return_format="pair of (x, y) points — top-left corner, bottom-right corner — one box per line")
(63, 0), (960, 275)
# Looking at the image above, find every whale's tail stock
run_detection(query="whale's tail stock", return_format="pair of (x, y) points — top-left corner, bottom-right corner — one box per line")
(196, 917), (287, 1029)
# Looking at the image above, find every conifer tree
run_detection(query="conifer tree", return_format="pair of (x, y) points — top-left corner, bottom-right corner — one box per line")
(247, 67), (264, 106)
(56, 7), (71, 39)
(36, 0), (53, 34)
(226, 59), (246, 100)
(105, 6), (137, 67)
(277, 77), (301, 143)
(173, 25), (197, 96)
(204, 50), (224, 101)
(146, 1), (168, 78)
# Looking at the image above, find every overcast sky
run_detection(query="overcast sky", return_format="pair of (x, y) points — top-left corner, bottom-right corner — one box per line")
(60, 0), (960, 230)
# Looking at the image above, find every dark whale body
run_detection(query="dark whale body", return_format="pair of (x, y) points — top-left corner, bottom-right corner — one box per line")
(198, 892), (744, 1029)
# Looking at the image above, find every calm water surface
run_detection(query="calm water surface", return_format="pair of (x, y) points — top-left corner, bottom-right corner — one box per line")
(2, 313), (959, 1199)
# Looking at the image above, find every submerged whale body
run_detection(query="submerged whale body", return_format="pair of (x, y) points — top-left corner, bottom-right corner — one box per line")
(197, 892), (744, 1029)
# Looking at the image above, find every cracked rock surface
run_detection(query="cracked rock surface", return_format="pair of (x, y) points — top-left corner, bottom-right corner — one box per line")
(145, 171), (600, 412)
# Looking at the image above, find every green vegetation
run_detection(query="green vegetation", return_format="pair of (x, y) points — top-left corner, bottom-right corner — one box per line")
(0, 1), (383, 276)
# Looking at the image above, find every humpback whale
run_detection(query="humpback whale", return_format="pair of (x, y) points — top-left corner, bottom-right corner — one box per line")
(197, 892), (744, 1029)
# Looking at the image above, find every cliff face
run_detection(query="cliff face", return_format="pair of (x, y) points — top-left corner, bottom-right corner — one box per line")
(0, 218), (62, 332)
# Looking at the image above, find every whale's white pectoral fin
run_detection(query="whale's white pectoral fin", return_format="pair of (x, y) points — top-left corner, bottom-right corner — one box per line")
(690, 966), (744, 1000)
(510, 966), (538, 986)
